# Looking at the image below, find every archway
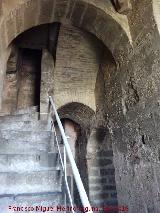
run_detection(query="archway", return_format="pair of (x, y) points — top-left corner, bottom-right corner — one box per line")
(57, 102), (95, 206)
(0, 0), (132, 107)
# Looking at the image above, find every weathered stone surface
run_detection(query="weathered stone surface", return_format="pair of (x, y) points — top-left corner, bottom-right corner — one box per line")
(5, 15), (16, 44)
(53, 0), (68, 21)
(39, 0), (54, 24)
(23, 0), (40, 30)
(87, 126), (117, 207)
(113, 0), (132, 14)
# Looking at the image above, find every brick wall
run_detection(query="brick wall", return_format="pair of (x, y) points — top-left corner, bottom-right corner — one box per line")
(54, 24), (103, 111)
(87, 128), (118, 208)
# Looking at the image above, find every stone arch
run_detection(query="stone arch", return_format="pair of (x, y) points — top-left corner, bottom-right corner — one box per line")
(0, 0), (132, 60)
(57, 102), (118, 207)
(58, 102), (95, 129)
(56, 101), (95, 203)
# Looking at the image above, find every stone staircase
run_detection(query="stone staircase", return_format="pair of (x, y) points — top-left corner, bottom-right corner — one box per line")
(0, 107), (64, 213)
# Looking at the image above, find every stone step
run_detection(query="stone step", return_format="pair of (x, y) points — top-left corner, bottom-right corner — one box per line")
(0, 137), (53, 155)
(12, 106), (38, 115)
(0, 152), (61, 172)
(0, 140), (51, 154)
(0, 130), (52, 143)
(0, 139), (64, 155)
(0, 170), (62, 195)
(0, 192), (63, 213)
(0, 130), (63, 154)
(0, 120), (51, 131)
(0, 106), (39, 117)
(0, 112), (39, 123)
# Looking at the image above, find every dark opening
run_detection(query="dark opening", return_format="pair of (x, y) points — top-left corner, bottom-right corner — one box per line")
(17, 48), (42, 111)
(142, 135), (146, 145)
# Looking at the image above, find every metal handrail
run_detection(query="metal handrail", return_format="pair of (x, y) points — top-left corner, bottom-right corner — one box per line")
(48, 95), (93, 213)
(52, 121), (74, 212)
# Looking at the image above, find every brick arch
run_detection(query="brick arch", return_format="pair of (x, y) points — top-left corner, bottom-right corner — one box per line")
(0, 0), (132, 63)
(57, 102), (95, 129)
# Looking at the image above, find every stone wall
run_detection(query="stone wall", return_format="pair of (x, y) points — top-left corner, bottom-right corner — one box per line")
(0, 47), (11, 110)
(1, 47), (42, 114)
(87, 128), (118, 208)
(104, 0), (160, 212)
(87, 48), (118, 208)
(1, 46), (19, 114)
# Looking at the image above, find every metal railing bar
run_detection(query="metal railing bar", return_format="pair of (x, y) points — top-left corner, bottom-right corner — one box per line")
(52, 120), (64, 171)
(52, 118), (74, 211)
(50, 109), (75, 211)
(64, 146), (75, 213)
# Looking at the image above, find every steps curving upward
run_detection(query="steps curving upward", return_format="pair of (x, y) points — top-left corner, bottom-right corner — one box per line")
(0, 107), (64, 213)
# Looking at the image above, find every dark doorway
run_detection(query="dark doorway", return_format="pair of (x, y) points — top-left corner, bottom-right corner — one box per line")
(17, 48), (42, 111)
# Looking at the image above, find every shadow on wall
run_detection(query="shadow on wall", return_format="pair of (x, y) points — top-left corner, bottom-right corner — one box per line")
(88, 46), (118, 208)
(1, 46), (42, 114)
(74, 127), (89, 207)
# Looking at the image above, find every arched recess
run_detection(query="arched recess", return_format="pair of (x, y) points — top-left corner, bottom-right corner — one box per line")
(0, 0), (132, 107)
(58, 100), (118, 207)
(57, 102), (95, 205)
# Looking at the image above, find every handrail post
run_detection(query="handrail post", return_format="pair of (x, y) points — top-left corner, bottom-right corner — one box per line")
(48, 95), (93, 213)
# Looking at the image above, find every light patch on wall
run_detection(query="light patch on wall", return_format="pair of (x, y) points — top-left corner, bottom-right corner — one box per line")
(153, 0), (160, 35)
(121, 86), (127, 116)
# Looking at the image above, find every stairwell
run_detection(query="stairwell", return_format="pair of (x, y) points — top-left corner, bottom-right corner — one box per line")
(0, 107), (64, 213)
